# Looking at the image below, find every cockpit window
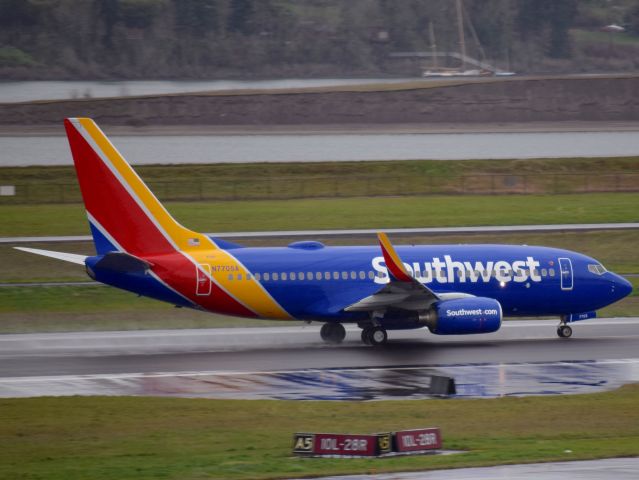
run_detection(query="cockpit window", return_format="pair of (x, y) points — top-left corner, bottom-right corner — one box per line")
(588, 264), (607, 275)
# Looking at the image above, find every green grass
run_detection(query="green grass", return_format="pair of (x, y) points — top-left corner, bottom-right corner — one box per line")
(1, 192), (639, 237)
(0, 285), (162, 314)
(2, 157), (638, 204)
(2, 385), (639, 479)
(0, 285), (289, 332)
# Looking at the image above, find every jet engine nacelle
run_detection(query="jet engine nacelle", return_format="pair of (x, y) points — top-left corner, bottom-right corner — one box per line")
(423, 297), (502, 335)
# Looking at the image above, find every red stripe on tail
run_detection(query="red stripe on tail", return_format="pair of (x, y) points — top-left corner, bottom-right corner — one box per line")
(65, 119), (174, 256)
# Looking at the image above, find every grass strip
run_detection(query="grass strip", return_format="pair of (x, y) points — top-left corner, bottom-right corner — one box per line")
(1, 192), (638, 237)
(1, 157), (638, 204)
(1, 386), (638, 479)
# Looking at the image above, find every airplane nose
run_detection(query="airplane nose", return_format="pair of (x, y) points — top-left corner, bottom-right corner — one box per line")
(611, 274), (633, 301)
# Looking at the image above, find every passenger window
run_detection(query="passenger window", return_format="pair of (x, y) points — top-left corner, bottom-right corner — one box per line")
(333, 272), (339, 280)
(350, 271), (357, 279)
(541, 269), (547, 277)
(549, 268), (555, 277)
(368, 271), (374, 279)
(359, 271), (365, 279)
(273, 273), (279, 281)
(341, 271), (348, 280)
(324, 272), (331, 280)
(237, 273), (243, 281)
(255, 273), (261, 281)
(290, 272), (296, 280)
(281, 272), (287, 281)
(264, 273), (270, 281)
(228, 273), (233, 281)
(315, 272), (322, 280)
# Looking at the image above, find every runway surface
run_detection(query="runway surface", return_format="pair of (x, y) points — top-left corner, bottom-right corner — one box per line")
(2, 222), (638, 244)
(1, 318), (638, 400)
(301, 457), (639, 480)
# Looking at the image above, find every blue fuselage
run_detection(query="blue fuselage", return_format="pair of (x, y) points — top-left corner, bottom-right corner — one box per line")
(229, 243), (631, 322)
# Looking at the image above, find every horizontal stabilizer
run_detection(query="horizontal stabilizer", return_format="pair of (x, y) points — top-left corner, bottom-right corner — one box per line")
(14, 247), (87, 265)
(94, 252), (152, 274)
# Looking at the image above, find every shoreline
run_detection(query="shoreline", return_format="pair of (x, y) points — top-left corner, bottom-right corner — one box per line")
(2, 76), (638, 130)
(2, 120), (639, 137)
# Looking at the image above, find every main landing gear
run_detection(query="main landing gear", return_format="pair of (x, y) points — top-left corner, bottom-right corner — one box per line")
(320, 322), (346, 344)
(360, 326), (388, 346)
(319, 323), (389, 346)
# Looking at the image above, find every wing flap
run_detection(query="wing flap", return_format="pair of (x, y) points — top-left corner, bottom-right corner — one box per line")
(345, 281), (438, 312)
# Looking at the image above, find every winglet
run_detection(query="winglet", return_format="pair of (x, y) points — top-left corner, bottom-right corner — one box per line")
(377, 232), (413, 282)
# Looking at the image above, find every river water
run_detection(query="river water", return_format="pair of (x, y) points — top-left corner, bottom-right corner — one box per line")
(1, 131), (638, 166)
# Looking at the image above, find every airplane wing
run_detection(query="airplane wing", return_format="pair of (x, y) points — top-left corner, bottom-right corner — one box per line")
(345, 233), (472, 312)
(14, 247), (87, 265)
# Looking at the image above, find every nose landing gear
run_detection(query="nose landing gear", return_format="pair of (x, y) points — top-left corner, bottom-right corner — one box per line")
(557, 323), (573, 338)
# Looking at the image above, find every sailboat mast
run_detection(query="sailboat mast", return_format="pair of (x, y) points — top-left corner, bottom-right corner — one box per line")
(429, 21), (438, 69)
(456, 0), (467, 69)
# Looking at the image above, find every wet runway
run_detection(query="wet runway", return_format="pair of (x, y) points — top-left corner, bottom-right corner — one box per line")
(299, 457), (639, 480)
(1, 318), (638, 400)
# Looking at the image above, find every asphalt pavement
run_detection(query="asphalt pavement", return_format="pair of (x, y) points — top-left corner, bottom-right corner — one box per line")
(295, 457), (639, 480)
(1, 318), (638, 400)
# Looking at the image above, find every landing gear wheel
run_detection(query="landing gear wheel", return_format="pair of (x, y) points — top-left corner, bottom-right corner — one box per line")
(557, 325), (572, 338)
(320, 323), (346, 344)
(368, 327), (388, 346)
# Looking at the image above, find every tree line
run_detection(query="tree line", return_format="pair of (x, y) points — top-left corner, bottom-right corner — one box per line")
(1, 0), (637, 79)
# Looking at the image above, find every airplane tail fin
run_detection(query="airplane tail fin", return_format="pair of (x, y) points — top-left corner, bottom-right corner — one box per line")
(64, 118), (214, 256)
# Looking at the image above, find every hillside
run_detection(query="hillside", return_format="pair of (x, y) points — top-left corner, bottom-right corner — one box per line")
(2, 0), (639, 80)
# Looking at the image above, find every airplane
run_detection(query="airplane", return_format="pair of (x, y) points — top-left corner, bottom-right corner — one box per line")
(16, 118), (633, 346)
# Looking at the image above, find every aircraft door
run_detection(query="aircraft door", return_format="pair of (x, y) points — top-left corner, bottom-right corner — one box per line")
(558, 257), (573, 291)
(196, 263), (212, 296)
